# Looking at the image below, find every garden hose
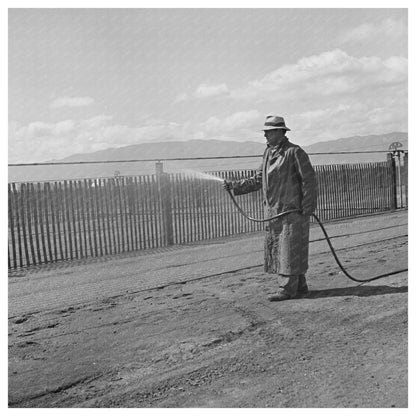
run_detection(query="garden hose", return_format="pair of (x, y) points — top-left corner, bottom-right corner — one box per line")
(225, 187), (408, 283)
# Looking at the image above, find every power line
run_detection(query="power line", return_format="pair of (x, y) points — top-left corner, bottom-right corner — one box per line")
(8, 150), (408, 167)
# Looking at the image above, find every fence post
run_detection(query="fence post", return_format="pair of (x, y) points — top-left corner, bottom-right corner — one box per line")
(403, 152), (408, 208)
(387, 152), (397, 210)
(155, 162), (174, 246)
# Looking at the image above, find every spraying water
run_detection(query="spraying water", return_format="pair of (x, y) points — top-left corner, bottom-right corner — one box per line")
(181, 169), (224, 183)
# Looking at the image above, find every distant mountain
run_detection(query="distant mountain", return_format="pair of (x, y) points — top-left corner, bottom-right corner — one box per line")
(303, 132), (408, 153)
(54, 132), (408, 162)
(9, 132), (408, 183)
(52, 140), (266, 162)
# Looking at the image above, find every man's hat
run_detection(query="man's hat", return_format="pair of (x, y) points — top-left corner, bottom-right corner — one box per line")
(262, 115), (291, 131)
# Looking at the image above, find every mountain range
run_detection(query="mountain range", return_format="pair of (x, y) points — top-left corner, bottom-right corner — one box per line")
(9, 132), (408, 183)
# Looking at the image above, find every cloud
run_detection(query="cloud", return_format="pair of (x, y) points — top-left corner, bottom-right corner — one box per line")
(173, 93), (189, 103)
(340, 18), (407, 44)
(8, 115), (199, 163)
(9, 47), (408, 162)
(201, 110), (261, 133)
(289, 98), (407, 145)
(221, 110), (261, 131)
(194, 83), (229, 98)
(175, 49), (407, 106)
(231, 49), (407, 102)
(9, 109), (263, 163)
(175, 83), (229, 102)
(50, 96), (95, 109)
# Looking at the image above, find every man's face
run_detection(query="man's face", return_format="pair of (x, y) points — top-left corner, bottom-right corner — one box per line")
(264, 129), (286, 146)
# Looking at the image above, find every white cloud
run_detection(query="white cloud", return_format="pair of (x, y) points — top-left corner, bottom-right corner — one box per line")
(221, 110), (261, 131)
(340, 18), (407, 44)
(197, 110), (264, 143)
(176, 83), (229, 102)
(173, 93), (189, 103)
(200, 110), (261, 134)
(231, 49), (407, 102)
(50, 96), (95, 109)
(8, 115), (198, 163)
(194, 83), (229, 99)
(295, 105), (351, 129)
(81, 115), (113, 128)
(289, 99), (407, 145)
(9, 109), (264, 163)
(201, 116), (221, 132)
(8, 47), (408, 162)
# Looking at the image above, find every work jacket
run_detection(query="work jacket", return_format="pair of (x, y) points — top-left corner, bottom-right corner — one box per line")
(232, 137), (318, 218)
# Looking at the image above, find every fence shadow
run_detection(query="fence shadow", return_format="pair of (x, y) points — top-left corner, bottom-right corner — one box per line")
(305, 284), (407, 299)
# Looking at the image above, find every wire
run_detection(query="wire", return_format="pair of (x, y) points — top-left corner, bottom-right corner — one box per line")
(8, 149), (408, 167)
(225, 188), (408, 283)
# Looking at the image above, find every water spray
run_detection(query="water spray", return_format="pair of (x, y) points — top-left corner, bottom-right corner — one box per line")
(222, 180), (407, 283)
(181, 169), (225, 183)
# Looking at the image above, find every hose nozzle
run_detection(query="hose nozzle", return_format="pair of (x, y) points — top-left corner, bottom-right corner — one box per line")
(223, 179), (233, 193)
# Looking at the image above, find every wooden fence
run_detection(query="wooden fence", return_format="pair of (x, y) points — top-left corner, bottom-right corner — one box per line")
(8, 160), (403, 269)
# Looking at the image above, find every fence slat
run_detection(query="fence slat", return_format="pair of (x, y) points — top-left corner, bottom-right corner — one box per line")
(123, 178), (132, 251)
(128, 178), (136, 250)
(73, 181), (83, 259)
(56, 183), (66, 260)
(129, 178), (138, 251)
(108, 179), (118, 253)
(137, 177), (144, 249)
(36, 183), (48, 263)
(151, 175), (160, 247)
(102, 179), (111, 255)
(79, 180), (88, 258)
(115, 179), (124, 252)
(98, 179), (108, 256)
(190, 176), (196, 242)
(62, 182), (72, 260)
(93, 179), (103, 257)
(19, 184), (31, 266)
(144, 176), (152, 247)
(28, 184), (38, 265)
(29, 184), (40, 263)
(182, 176), (188, 243)
(84, 180), (92, 257)
(8, 184), (17, 269)
(31, 183), (44, 263)
(176, 174), (184, 244)
(67, 181), (78, 259)
(47, 183), (57, 261)
(12, 184), (23, 268)
(119, 178), (127, 251)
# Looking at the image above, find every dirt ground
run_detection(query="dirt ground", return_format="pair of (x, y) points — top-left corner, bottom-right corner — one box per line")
(8, 211), (408, 408)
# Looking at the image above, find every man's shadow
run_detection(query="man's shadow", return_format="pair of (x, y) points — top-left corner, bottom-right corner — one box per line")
(304, 285), (408, 299)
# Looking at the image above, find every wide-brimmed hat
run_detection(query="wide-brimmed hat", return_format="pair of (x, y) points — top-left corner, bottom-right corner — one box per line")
(262, 115), (291, 131)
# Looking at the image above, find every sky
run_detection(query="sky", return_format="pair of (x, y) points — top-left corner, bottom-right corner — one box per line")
(8, 8), (408, 163)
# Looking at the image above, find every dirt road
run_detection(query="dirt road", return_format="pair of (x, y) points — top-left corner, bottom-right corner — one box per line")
(8, 211), (408, 407)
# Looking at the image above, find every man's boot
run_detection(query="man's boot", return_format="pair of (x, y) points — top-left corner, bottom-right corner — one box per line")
(268, 274), (298, 302)
(297, 274), (309, 296)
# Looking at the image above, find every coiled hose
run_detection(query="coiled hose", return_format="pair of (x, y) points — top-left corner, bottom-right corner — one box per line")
(225, 187), (407, 283)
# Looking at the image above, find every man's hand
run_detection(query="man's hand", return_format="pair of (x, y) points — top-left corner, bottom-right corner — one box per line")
(223, 180), (233, 192)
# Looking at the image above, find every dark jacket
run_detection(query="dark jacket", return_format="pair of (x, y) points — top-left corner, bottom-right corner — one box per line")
(232, 138), (318, 217)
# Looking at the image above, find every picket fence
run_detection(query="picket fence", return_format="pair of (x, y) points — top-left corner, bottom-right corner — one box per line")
(8, 159), (404, 269)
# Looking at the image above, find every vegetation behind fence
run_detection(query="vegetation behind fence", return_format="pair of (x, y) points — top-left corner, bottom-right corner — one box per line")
(8, 160), (405, 269)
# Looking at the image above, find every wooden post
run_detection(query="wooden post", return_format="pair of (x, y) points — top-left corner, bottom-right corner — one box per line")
(403, 152), (408, 208)
(155, 162), (173, 246)
(387, 152), (397, 210)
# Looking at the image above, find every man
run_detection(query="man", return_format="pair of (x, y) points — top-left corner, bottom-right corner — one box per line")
(224, 115), (318, 301)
